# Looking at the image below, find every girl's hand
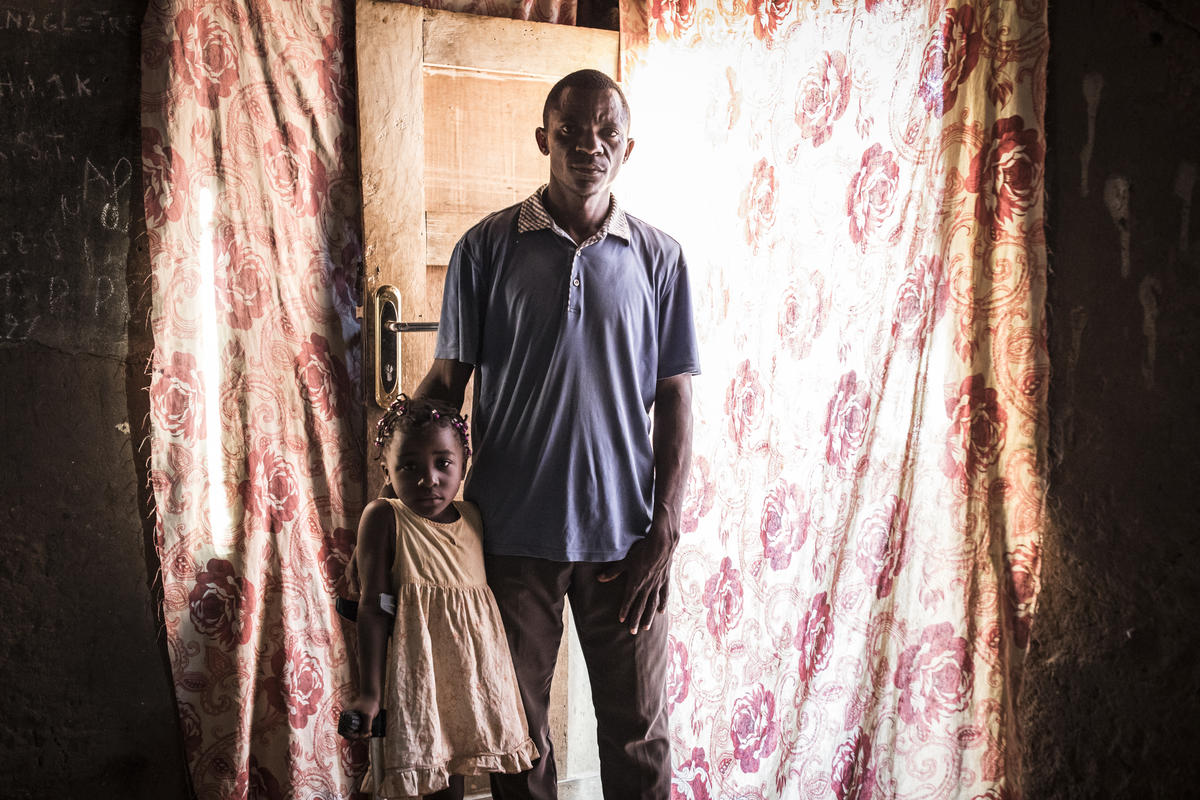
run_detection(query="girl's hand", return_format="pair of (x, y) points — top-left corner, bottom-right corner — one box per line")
(341, 696), (381, 739)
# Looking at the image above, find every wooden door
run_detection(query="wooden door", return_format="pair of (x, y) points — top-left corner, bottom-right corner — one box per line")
(356, 0), (620, 499)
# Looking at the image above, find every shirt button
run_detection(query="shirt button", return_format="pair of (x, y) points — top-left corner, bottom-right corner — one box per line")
(572, 278), (581, 287)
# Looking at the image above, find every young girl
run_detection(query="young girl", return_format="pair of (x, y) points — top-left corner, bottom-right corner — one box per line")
(345, 394), (538, 799)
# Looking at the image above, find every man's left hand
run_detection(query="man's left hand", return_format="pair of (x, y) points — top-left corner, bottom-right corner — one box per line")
(597, 521), (678, 635)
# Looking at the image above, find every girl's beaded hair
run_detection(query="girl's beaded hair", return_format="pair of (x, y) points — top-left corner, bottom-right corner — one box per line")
(375, 393), (470, 457)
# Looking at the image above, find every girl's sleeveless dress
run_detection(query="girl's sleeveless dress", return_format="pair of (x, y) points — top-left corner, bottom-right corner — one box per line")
(375, 498), (537, 798)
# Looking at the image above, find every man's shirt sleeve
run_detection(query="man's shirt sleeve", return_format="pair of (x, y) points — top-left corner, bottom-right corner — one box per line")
(657, 249), (701, 380)
(434, 235), (482, 365)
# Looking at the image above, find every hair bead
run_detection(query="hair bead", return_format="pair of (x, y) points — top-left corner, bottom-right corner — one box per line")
(375, 393), (470, 456)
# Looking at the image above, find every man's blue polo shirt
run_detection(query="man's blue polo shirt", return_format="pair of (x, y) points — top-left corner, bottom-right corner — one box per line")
(434, 188), (700, 562)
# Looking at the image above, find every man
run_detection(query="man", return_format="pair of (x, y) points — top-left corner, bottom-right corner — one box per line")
(417, 69), (699, 800)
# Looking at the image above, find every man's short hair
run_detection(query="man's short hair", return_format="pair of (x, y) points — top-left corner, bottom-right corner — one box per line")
(542, 69), (630, 129)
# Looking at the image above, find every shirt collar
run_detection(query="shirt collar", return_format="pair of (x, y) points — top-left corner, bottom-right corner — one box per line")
(517, 185), (630, 244)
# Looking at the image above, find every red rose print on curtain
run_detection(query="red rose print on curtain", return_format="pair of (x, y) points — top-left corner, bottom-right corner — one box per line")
(703, 557), (744, 641)
(760, 479), (807, 570)
(318, 526), (355, 596)
(823, 370), (871, 474)
(142, 127), (189, 226)
(214, 225), (271, 331)
(778, 276), (827, 360)
(264, 642), (326, 729)
(796, 51), (851, 148)
(295, 332), (352, 422)
(965, 116), (1045, 241)
(671, 747), (712, 800)
(918, 4), (981, 115)
(666, 635), (692, 714)
(894, 622), (973, 732)
(681, 456), (715, 536)
(846, 144), (900, 250)
(855, 495), (910, 599)
(730, 684), (779, 773)
(151, 351), (205, 442)
(892, 255), (947, 353)
(831, 729), (878, 800)
(943, 373), (1008, 486)
(189, 559), (256, 648)
(169, 7), (239, 109)
(726, 359), (765, 450)
(745, 0), (793, 42)
(264, 122), (329, 217)
(316, 32), (352, 121)
(796, 591), (834, 683)
(240, 441), (302, 533)
(739, 158), (778, 254)
(651, 0), (696, 40)
(1005, 543), (1041, 648)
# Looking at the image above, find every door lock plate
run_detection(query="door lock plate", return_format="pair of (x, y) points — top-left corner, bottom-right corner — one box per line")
(373, 286), (439, 408)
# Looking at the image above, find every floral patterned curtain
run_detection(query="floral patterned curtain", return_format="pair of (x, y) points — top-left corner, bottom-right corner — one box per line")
(142, 1), (366, 796)
(616, 0), (1047, 797)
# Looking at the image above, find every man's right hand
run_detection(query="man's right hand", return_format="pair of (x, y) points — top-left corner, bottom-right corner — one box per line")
(416, 358), (474, 410)
(596, 521), (678, 635)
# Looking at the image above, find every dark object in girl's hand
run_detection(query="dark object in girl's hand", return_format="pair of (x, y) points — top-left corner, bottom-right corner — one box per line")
(338, 708), (387, 738)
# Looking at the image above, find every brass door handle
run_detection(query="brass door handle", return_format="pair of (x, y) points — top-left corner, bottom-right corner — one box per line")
(384, 321), (439, 332)
(373, 286), (439, 408)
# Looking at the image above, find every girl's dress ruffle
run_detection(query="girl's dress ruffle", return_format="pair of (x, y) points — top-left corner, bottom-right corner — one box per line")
(374, 735), (540, 798)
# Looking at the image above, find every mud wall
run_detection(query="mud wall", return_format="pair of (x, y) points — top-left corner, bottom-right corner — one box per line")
(0, 1), (190, 797)
(1022, 0), (1200, 796)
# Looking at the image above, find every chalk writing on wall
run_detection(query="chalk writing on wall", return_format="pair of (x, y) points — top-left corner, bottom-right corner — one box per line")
(0, 2), (141, 357)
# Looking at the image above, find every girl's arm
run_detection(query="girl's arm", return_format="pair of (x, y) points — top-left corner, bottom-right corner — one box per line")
(347, 498), (396, 735)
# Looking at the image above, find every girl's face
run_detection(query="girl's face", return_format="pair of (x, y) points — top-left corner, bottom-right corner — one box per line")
(383, 424), (465, 524)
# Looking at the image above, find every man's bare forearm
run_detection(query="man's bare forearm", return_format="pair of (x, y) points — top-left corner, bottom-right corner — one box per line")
(651, 373), (694, 545)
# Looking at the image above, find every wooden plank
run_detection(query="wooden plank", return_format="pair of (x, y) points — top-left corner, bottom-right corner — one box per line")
(422, 8), (619, 79)
(423, 68), (552, 263)
(357, 0), (426, 330)
(426, 211), (487, 267)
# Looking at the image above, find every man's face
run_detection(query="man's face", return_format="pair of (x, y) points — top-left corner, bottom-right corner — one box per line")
(536, 87), (634, 202)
